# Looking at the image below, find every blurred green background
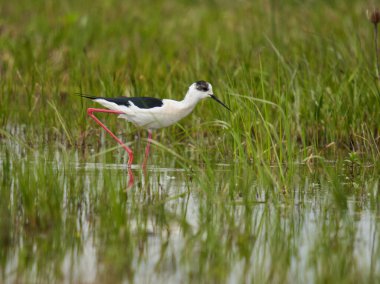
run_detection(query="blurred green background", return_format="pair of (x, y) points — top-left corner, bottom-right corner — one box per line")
(1, 0), (379, 162)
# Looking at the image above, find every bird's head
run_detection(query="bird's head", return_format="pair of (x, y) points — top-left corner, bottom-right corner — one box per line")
(188, 81), (231, 111)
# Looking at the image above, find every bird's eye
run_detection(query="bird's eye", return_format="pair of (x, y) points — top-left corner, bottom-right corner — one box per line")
(195, 81), (209, 92)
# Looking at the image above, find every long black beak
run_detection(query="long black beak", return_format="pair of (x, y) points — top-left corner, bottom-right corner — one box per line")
(210, 94), (231, 111)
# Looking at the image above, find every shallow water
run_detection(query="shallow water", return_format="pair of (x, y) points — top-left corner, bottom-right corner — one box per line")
(0, 142), (379, 283)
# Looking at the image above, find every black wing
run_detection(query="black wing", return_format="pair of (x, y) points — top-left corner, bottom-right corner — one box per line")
(79, 95), (163, 109)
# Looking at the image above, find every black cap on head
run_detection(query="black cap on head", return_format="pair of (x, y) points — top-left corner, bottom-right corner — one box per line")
(195, 81), (209, 92)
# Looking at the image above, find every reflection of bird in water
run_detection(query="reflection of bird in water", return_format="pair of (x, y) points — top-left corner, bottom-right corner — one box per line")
(80, 81), (230, 167)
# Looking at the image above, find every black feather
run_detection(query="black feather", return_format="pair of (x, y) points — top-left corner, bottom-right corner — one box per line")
(195, 81), (209, 92)
(78, 94), (163, 109)
(77, 94), (97, 100)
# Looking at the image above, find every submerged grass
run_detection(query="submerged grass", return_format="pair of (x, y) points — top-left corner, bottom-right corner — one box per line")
(1, 0), (380, 283)
(0, 144), (379, 283)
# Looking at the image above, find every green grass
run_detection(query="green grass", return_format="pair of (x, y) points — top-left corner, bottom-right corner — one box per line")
(1, 143), (379, 283)
(1, 0), (380, 165)
(1, 0), (380, 283)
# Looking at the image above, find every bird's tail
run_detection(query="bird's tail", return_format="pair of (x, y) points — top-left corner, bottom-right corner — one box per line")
(76, 93), (97, 100)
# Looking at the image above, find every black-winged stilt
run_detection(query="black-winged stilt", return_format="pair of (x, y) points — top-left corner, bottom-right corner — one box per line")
(80, 81), (230, 167)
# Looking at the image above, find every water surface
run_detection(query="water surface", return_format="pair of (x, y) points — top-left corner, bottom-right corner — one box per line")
(0, 143), (379, 283)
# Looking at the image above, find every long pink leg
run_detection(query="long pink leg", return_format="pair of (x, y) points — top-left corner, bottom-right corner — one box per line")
(87, 108), (134, 166)
(127, 167), (134, 189)
(142, 130), (152, 168)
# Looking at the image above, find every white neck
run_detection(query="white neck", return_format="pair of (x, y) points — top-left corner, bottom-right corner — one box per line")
(181, 91), (203, 109)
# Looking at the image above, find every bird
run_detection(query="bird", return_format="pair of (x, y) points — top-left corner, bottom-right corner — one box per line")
(80, 80), (230, 167)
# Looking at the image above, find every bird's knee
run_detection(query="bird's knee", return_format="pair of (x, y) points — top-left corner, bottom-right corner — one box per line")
(87, 108), (94, 115)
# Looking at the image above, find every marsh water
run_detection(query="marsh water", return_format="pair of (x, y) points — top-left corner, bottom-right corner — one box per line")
(0, 133), (379, 283)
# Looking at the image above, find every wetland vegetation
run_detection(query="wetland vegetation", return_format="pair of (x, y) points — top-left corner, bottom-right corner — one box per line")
(1, 0), (380, 283)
